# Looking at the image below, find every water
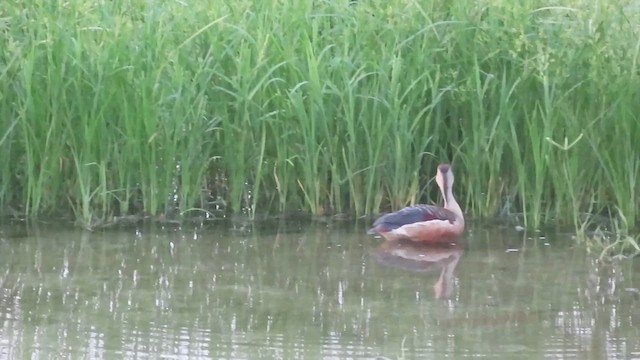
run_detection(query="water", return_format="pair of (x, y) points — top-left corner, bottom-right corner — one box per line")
(0, 221), (638, 359)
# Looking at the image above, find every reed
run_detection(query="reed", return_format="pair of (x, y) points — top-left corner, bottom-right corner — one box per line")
(1, 0), (639, 242)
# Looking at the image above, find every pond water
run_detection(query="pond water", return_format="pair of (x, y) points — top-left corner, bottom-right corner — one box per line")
(0, 220), (638, 359)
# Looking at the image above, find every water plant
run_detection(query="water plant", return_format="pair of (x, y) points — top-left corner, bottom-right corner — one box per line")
(0, 0), (638, 243)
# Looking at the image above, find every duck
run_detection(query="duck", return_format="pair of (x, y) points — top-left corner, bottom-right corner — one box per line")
(368, 164), (464, 243)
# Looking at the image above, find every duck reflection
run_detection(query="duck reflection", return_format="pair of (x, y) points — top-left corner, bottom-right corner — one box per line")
(374, 239), (464, 299)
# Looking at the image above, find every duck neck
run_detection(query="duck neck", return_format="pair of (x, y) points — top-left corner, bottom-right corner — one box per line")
(442, 186), (463, 220)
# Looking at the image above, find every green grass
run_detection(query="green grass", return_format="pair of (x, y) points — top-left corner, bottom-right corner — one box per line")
(0, 0), (639, 241)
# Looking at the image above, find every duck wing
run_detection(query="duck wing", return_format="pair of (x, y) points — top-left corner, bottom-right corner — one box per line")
(368, 205), (457, 234)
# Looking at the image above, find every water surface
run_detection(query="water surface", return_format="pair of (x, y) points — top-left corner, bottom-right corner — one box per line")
(0, 221), (638, 359)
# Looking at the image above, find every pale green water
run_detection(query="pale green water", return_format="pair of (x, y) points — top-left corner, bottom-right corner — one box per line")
(0, 221), (638, 359)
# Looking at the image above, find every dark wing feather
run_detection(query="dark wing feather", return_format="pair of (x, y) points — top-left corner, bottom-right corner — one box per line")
(369, 205), (456, 234)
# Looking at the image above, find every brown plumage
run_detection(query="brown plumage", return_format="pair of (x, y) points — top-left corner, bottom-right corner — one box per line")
(368, 164), (465, 243)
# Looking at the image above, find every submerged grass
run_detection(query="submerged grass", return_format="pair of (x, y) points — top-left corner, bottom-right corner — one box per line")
(0, 0), (639, 242)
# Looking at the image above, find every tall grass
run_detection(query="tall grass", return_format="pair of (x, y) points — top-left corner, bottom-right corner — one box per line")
(0, 0), (639, 235)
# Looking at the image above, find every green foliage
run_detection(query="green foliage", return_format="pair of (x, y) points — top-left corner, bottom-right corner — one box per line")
(0, 0), (639, 236)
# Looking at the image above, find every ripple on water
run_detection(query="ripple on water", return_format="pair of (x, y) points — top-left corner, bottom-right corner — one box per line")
(0, 223), (638, 359)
